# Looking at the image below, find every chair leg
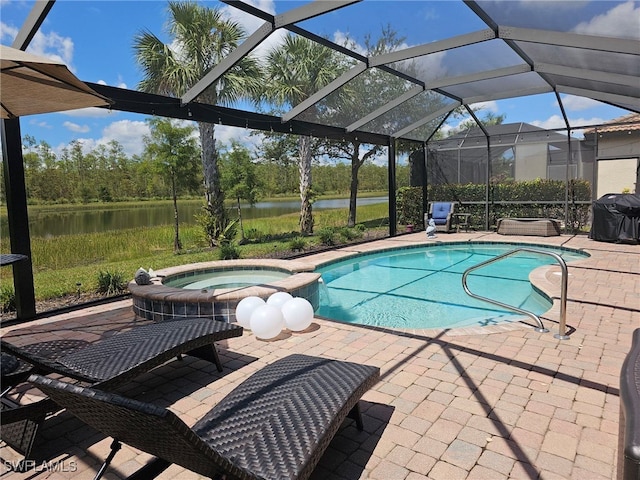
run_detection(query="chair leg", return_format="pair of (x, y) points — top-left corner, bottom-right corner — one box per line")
(348, 402), (364, 431)
(126, 457), (171, 480)
(186, 344), (223, 372)
(94, 439), (121, 480)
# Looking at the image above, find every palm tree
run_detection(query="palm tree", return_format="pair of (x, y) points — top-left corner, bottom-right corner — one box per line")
(133, 1), (262, 245)
(264, 35), (347, 234)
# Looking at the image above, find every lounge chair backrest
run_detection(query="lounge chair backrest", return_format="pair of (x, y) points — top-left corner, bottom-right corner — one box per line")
(431, 202), (453, 220)
(28, 374), (242, 479)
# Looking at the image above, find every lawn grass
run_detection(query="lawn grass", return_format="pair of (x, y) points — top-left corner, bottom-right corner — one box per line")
(1, 202), (389, 301)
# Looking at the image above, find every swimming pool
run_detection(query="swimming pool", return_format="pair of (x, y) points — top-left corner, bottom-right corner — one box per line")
(316, 243), (588, 330)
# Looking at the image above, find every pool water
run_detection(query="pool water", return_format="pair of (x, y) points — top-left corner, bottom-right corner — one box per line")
(316, 243), (588, 330)
(164, 269), (291, 290)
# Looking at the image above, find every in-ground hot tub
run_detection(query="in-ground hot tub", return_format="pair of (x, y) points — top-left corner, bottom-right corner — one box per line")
(129, 259), (321, 323)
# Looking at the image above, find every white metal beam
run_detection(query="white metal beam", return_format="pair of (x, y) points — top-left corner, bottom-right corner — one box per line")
(498, 26), (640, 55)
(274, 0), (361, 28)
(182, 21), (273, 104)
(369, 29), (496, 67)
(346, 85), (424, 132)
(556, 86), (640, 110)
(392, 103), (460, 139)
(12, 0), (55, 50)
(282, 63), (367, 122)
(427, 64), (531, 89)
(535, 63), (639, 88)
(461, 85), (553, 105)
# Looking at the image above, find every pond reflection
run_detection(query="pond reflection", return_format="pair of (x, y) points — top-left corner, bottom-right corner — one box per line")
(2, 197), (387, 238)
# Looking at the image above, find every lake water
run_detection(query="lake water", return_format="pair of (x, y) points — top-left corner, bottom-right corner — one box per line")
(2, 197), (388, 238)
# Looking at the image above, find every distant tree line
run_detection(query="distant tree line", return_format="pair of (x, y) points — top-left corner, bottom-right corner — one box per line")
(4, 132), (411, 206)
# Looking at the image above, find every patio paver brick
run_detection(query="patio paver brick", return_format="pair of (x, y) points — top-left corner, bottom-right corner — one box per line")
(1, 233), (637, 480)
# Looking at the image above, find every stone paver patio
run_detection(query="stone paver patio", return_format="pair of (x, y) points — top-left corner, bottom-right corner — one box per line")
(1, 232), (638, 479)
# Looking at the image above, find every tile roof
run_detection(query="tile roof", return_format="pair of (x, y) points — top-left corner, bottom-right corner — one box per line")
(584, 113), (640, 134)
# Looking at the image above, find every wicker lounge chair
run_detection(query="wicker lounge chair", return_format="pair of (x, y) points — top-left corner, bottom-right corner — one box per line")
(426, 202), (456, 232)
(1, 317), (243, 465)
(29, 354), (380, 480)
(496, 217), (561, 236)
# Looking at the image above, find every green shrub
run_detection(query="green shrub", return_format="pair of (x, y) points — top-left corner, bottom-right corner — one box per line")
(396, 186), (424, 227)
(288, 237), (306, 252)
(398, 179), (592, 230)
(318, 227), (337, 246)
(338, 227), (362, 241)
(244, 228), (263, 241)
(96, 270), (128, 296)
(218, 243), (241, 260)
(0, 284), (16, 313)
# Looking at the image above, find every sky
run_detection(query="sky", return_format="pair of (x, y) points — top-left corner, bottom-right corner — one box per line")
(0, 0), (637, 159)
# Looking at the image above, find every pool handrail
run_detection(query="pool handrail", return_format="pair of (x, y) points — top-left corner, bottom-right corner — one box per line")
(461, 247), (569, 339)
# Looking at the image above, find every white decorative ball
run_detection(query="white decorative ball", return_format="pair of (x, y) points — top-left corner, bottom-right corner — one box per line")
(266, 291), (293, 309)
(235, 296), (265, 328)
(250, 304), (284, 340)
(281, 297), (314, 332)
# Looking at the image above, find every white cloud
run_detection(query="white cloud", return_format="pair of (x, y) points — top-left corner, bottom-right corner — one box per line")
(422, 7), (439, 21)
(333, 31), (367, 55)
(96, 76), (126, 89)
(66, 120), (150, 157)
(220, 0), (286, 61)
(573, 1), (640, 39)
(63, 121), (90, 133)
(100, 120), (150, 156)
(531, 114), (606, 131)
(215, 124), (262, 153)
(558, 95), (602, 112)
(0, 21), (18, 43)
(403, 51), (447, 82)
(1, 19), (79, 72)
(470, 101), (499, 114)
(27, 30), (75, 70)
(530, 115), (569, 130)
(27, 119), (51, 129)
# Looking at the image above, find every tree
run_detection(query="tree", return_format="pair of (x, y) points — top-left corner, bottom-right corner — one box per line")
(219, 141), (263, 242)
(448, 111), (507, 136)
(143, 117), (200, 251)
(133, 1), (262, 245)
(321, 140), (382, 226)
(264, 35), (347, 234)
(254, 131), (299, 195)
(321, 26), (441, 226)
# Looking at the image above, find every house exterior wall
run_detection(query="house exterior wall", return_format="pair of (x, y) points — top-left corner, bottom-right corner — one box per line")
(597, 158), (639, 197)
(595, 130), (640, 197)
(597, 131), (640, 159)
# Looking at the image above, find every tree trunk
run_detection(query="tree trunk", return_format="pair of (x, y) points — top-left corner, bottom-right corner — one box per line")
(199, 122), (227, 245)
(348, 148), (360, 228)
(298, 135), (314, 234)
(237, 196), (245, 242)
(171, 170), (182, 252)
